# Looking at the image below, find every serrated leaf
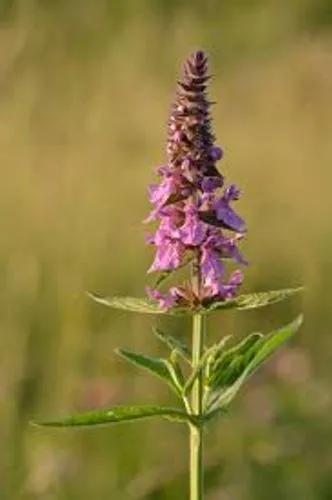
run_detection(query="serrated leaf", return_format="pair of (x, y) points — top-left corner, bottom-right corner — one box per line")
(153, 327), (191, 362)
(88, 294), (166, 314)
(206, 287), (303, 313)
(244, 314), (303, 377)
(115, 348), (181, 395)
(208, 333), (263, 389)
(207, 314), (303, 412)
(32, 405), (192, 427)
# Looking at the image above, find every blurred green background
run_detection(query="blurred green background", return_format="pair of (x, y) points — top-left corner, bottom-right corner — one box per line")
(0, 0), (331, 498)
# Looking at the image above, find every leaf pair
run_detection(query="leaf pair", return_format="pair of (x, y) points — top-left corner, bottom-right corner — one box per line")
(88, 287), (303, 316)
(32, 315), (303, 428)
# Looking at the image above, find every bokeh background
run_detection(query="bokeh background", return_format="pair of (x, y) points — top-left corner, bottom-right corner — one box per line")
(0, 1), (331, 498)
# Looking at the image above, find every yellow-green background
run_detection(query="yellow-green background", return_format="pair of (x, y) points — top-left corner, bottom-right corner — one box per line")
(0, 1), (331, 498)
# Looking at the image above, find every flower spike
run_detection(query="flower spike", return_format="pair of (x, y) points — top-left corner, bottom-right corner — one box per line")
(147, 51), (247, 310)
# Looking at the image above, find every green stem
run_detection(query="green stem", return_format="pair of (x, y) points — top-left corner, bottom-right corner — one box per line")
(190, 313), (205, 500)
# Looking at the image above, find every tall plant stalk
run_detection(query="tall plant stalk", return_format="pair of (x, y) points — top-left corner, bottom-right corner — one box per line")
(190, 313), (205, 500)
(190, 256), (205, 499)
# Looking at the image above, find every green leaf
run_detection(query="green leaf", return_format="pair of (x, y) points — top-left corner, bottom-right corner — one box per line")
(88, 294), (166, 314)
(205, 287), (303, 313)
(207, 314), (303, 412)
(115, 348), (181, 395)
(32, 405), (192, 427)
(153, 327), (191, 362)
(244, 314), (303, 377)
(208, 333), (263, 389)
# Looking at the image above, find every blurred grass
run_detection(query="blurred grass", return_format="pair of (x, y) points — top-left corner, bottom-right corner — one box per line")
(0, 1), (331, 499)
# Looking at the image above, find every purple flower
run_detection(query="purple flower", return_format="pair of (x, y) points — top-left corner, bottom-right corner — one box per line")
(200, 242), (224, 288)
(202, 269), (243, 300)
(201, 176), (224, 193)
(148, 178), (175, 207)
(146, 287), (178, 310)
(210, 146), (224, 161)
(146, 286), (187, 310)
(224, 184), (241, 201)
(218, 270), (244, 299)
(146, 51), (247, 309)
(220, 235), (248, 266)
(179, 205), (207, 246)
(148, 238), (184, 272)
(214, 196), (246, 233)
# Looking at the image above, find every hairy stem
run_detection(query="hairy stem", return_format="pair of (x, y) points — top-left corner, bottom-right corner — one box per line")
(190, 256), (205, 500)
(190, 313), (205, 500)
